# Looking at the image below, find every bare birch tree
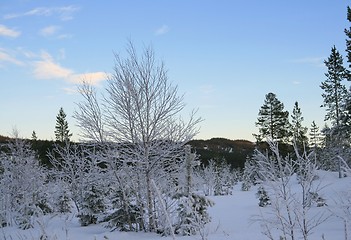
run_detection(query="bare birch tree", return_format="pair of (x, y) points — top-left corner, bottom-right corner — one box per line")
(74, 41), (202, 232)
(75, 83), (105, 143)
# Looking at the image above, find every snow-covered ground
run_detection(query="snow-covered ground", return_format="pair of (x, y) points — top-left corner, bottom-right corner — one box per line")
(2, 170), (350, 240)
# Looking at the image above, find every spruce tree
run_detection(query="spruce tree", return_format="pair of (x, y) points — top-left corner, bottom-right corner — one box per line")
(255, 92), (291, 143)
(321, 47), (349, 178)
(320, 46), (348, 128)
(54, 107), (72, 142)
(31, 130), (37, 141)
(341, 6), (351, 140)
(256, 186), (271, 207)
(345, 6), (351, 71)
(291, 101), (308, 149)
(78, 185), (106, 226)
(309, 121), (321, 149)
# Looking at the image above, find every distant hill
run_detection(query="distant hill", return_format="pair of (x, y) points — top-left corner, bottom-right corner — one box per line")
(0, 135), (10, 143)
(0, 135), (54, 166)
(188, 138), (255, 169)
(0, 135), (255, 169)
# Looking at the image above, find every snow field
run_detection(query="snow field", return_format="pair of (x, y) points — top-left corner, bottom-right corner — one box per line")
(2, 170), (350, 240)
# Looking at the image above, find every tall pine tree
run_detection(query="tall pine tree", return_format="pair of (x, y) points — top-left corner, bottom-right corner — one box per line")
(54, 107), (72, 142)
(321, 46), (349, 178)
(291, 101), (308, 150)
(309, 121), (321, 149)
(345, 6), (351, 71)
(320, 46), (348, 129)
(254, 92), (291, 143)
(309, 121), (322, 164)
(31, 130), (37, 141)
(341, 6), (351, 141)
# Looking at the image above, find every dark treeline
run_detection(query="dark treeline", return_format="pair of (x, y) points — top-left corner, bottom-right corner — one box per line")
(0, 135), (256, 169)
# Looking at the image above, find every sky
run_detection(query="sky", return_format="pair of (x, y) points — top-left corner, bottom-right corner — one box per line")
(0, 0), (350, 142)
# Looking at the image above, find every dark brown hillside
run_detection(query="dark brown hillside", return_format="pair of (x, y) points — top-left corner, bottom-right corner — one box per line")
(188, 138), (255, 169)
(0, 135), (55, 167)
(0, 134), (256, 169)
(0, 135), (10, 143)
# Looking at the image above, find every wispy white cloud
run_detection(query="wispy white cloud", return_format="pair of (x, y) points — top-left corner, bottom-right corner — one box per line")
(39, 26), (72, 39)
(32, 51), (107, 87)
(57, 5), (80, 21)
(4, 5), (80, 21)
(33, 51), (72, 79)
(24, 7), (53, 17)
(39, 25), (60, 37)
(290, 57), (325, 67)
(155, 24), (170, 36)
(16, 47), (37, 59)
(0, 24), (20, 37)
(68, 72), (107, 85)
(57, 34), (73, 39)
(62, 87), (77, 95)
(0, 49), (23, 65)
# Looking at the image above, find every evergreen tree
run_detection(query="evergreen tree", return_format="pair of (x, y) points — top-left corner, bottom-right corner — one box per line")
(309, 121), (322, 149)
(319, 124), (336, 170)
(291, 101), (308, 149)
(321, 46), (349, 177)
(241, 159), (256, 191)
(338, 7), (351, 144)
(57, 188), (72, 213)
(256, 186), (271, 207)
(173, 193), (214, 236)
(31, 131), (37, 141)
(339, 91), (351, 140)
(345, 6), (351, 71)
(254, 92), (291, 143)
(54, 107), (72, 142)
(341, 7), (351, 141)
(320, 46), (348, 128)
(200, 160), (217, 196)
(78, 185), (106, 226)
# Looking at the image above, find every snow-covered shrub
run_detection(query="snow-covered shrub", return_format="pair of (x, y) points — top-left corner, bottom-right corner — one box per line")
(173, 193), (214, 236)
(103, 173), (143, 232)
(44, 178), (73, 214)
(196, 159), (236, 196)
(241, 176), (252, 191)
(78, 185), (106, 226)
(103, 202), (141, 232)
(48, 143), (109, 226)
(0, 137), (49, 229)
(215, 160), (236, 195)
(328, 157), (351, 238)
(98, 155), (145, 232)
(256, 186), (271, 207)
(253, 140), (328, 240)
(307, 191), (326, 207)
(48, 143), (88, 212)
(197, 160), (217, 196)
(241, 158), (258, 191)
(57, 189), (72, 213)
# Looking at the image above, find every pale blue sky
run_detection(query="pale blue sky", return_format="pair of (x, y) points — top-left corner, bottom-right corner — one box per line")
(0, 0), (349, 141)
